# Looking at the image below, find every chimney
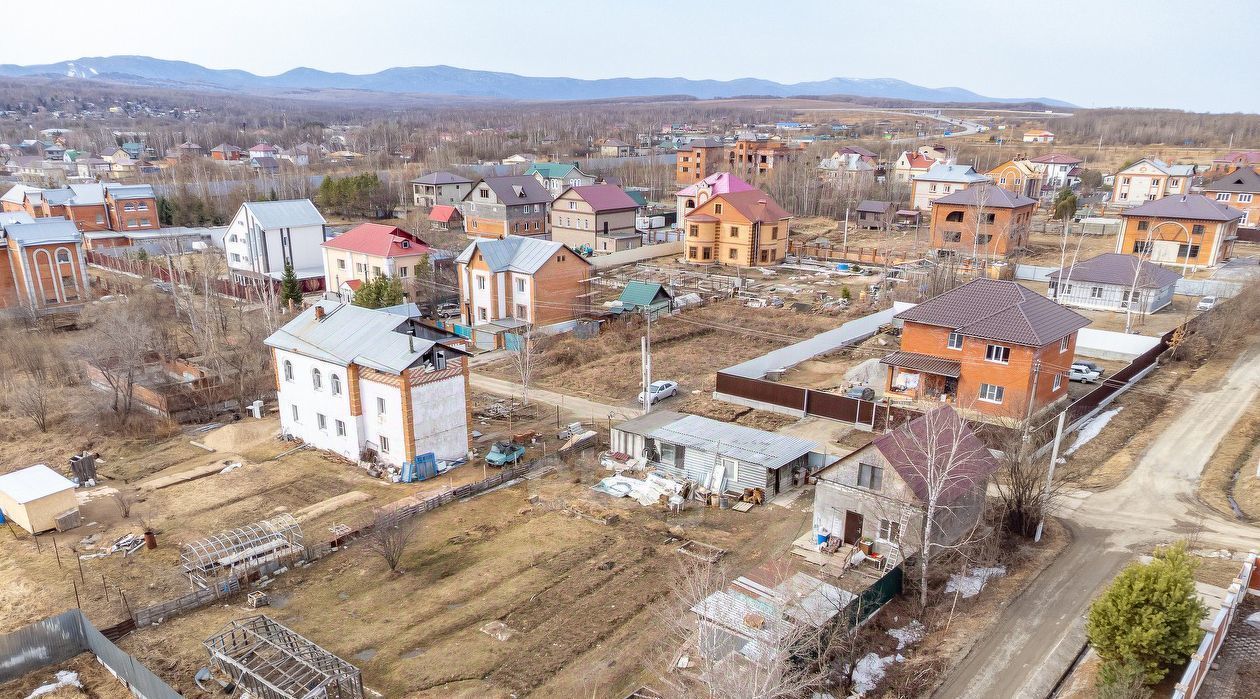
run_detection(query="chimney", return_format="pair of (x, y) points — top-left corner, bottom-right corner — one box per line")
(315, 305), (325, 321)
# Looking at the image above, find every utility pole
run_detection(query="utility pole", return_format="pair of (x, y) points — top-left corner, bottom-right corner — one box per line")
(1034, 410), (1067, 543)
(640, 310), (652, 415)
(1023, 359), (1042, 436)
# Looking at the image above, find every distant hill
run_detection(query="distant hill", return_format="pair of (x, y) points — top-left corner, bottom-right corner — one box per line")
(0, 55), (1074, 107)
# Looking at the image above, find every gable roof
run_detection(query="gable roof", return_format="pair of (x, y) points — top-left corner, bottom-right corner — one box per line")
(428, 204), (462, 223)
(248, 142), (278, 152)
(856, 200), (893, 214)
(264, 300), (441, 374)
(103, 183), (155, 201)
(322, 223), (430, 258)
(1120, 158), (1195, 177)
(1029, 153), (1083, 165)
(932, 184), (1037, 209)
(412, 171), (474, 186)
(455, 235), (589, 275)
(619, 281), (673, 308)
(709, 189), (792, 223)
(675, 172), (755, 198)
(915, 163), (991, 184)
(614, 410), (818, 469)
(563, 184), (639, 212)
(239, 199), (326, 230)
(988, 159), (1038, 177)
(0, 464), (75, 503)
(1121, 194), (1243, 222)
(469, 176), (552, 206)
(896, 278), (1090, 346)
(899, 152), (937, 169)
(1046, 253), (1182, 289)
(210, 143), (241, 153)
(685, 138), (725, 148)
(525, 162), (586, 179)
(1204, 167), (1260, 194)
(871, 406), (999, 506)
(4, 218), (82, 246)
(1, 184), (43, 205)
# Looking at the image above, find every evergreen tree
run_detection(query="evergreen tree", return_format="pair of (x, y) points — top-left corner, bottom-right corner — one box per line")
(1086, 542), (1206, 684)
(1053, 188), (1079, 221)
(351, 275), (405, 309)
(157, 196), (174, 226)
(280, 263), (303, 307)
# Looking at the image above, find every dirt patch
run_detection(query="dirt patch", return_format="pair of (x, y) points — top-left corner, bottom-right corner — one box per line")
(671, 393), (798, 431)
(1199, 396), (1260, 520)
(0, 652), (136, 699)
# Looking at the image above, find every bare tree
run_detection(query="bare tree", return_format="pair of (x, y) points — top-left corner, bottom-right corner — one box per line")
(11, 377), (53, 432)
(509, 327), (541, 406)
(77, 300), (159, 426)
(364, 510), (417, 573)
(112, 490), (136, 519)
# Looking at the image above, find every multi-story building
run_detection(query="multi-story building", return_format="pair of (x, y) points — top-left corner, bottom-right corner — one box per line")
(682, 189), (791, 267)
(525, 162), (597, 196)
(1110, 158), (1194, 206)
(675, 138), (726, 185)
(0, 183), (158, 234)
(929, 185), (1036, 259)
(549, 184), (641, 254)
(891, 151), (938, 184)
(728, 138), (801, 179)
(1201, 167), (1260, 227)
(455, 235), (592, 333)
(985, 159), (1041, 199)
(103, 185), (159, 233)
(909, 163), (991, 210)
(1116, 194), (1242, 269)
(321, 223), (435, 298)
(0, 214), (91, 314)
(410, 172), (475, 208)
(675, 172), (754, 221)
(881, 279), (1089, 420)
(266, 301), (472, 466)
(224, 199), (329, 286)
(1028, 153), (1084, 191)
(459, 176), (551, 239)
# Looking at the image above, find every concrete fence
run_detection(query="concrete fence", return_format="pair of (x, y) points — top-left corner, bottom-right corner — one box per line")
(1172, 552), (1259, 699)
(587, 242), (683, 270)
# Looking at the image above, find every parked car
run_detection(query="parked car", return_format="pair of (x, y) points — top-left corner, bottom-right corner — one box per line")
(436, 303), (460, 318)
(1069, 363), (1102, 383)
(485, 441), (525, 466)
(845, 386), (875, 401)
(1073, 360), (1104, 377)
(1196, 296), (1218, 311)
(638, 380), (679, 405)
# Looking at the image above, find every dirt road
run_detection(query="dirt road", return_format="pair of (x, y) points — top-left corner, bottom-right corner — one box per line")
(935, 348), (1260, 699)
(470, 372), (641, 424)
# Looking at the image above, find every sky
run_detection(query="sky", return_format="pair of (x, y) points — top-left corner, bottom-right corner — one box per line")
(3, 0), (1258, 113)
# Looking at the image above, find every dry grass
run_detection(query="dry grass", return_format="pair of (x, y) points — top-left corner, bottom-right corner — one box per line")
(1199, 397), (1260, 520)
(0, 652), (136, 698)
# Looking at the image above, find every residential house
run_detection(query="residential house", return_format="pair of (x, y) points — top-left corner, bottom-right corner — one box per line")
(1022, 129), (1055, 143)
(1111, 158), (1194, 206)
(881, 278), (1089, 419)
(1208, 150), (1260, 177)
(728, 138), (801, 179)
(501, 153), (536, 167)
(3, 183), (157, 234)
(103, 184), (159, 233)
(411, 172), (475, 208)
(682, 189), (792, 267)
(120, 142), (144, 159)
(1046, 253), (1181, 315)
(266, 301), (472, 466)
(172, 141), (204, 159)
(596, 138), (634, 158)
(247, 143), (279, 160)
(524, 162), (597, 196)
(1028, 153), (1084, 191)
(918, 144), (950, 162)
(609, 411), (821, 499)
(855, 200), (895, 230)
(250, 157), (280, 174)
(549, 184), (641, 254)
(224, 199), (329, 286)
(210, 143), (243, 161)
(928, 185), (1036, 258)
(616, 280), (673, 320)
(0, 215), (91, 313)
(909, 163), (991, 210)
(321, 223), (434, 295)
(812, 406), (998, 562)
(819, 150), (877, 184)
(37, 184), (110, 232)
(1201, 167), (1260, 226)
(675, 172), (755, 221)
(675, 138), (726, 185)
(427, 205), (463, 231)
(985, 159), (1042, 198)
(1116, 194), (1242, 268)
(284, 142), (326, 166)
(459, 176), (551, 239)
(455, 235), (592, 342)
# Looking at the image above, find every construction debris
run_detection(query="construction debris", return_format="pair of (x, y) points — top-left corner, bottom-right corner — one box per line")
(80, 532), (145, 559)
(676, 540), (726, 564)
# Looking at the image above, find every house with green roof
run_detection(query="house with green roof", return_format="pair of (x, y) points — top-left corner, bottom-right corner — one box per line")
(525, 162), (596, 196)
(618, 281), (674, 319)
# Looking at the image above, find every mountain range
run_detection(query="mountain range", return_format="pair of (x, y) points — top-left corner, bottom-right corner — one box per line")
(0, 56), (1073, 107)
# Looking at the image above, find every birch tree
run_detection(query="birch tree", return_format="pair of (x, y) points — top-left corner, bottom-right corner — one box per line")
(509, 328), (541, 406)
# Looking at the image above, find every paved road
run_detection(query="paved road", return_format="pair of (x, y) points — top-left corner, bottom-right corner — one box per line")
(935, 348), (1260, 699)
(469, 372), (640, 426)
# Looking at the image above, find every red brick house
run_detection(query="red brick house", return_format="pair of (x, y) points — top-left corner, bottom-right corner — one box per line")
(881, 279), (1089, 420)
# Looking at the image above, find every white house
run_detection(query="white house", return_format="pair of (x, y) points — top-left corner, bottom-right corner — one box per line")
(224, 199), (328, 285)
(1029, 153), (1084, 191)
(265, 301), (472, 466)
(909, 163), (991, 210)
(1111, 158), (1195, 206)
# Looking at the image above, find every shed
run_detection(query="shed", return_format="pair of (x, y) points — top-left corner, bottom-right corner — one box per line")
(0, 465), (80, 534)
(618, 281), (674, 319)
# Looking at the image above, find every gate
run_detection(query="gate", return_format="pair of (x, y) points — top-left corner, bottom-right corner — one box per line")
(504, 332), (523, 351)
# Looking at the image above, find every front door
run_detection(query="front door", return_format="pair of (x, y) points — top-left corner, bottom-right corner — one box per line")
(843, 511), (864, 545)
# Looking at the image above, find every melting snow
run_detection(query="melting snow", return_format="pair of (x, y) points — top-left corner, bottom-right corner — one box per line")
(850, 652), (903, 695)
(25, 670), (81, 699)
(945, 566), (1007, 598)
(1064, 407), (1122, 456)
(887, 619), (925, 650)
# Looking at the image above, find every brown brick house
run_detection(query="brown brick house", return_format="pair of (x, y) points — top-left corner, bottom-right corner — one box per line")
(1116, 194), (1242, 269)
(1201, 167), (1260, 228)
(682, 189), (791, 267)
(675, 138), (725, 185)
(881, 279), (1089, 421)
(929, 185), (1036, 259)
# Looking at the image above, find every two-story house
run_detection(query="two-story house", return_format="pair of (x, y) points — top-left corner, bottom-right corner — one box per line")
(674, 172), (754, 221)
(103, 184), (159, 233)
(410, 172), (475, 208)
(881, 279), (1089, 420)
(812, 406), (998, 562)
(524, 162), (597, 197)
(459, 176), (551, 239)
(321, 223), (434, 298)
(892, 151), (939, 184)
(1029, 153), (1084, 191)
(247, 143), (279, 161)
(549, 184), (641, 254)
(224, 199), (329, 286)
(985, 159), (1041, 199)
(1111, 158), (1194, 206)
(909, 163), (991, 210)
(675, 138), (726, 185)
(0, 214), (91, 313)
(682, 189), (792, 267)
(209, 143), (243, 161)
(929, 185), (1036, 259)
(1201, 167), (1260, 227)
(455, 235), (591, 338)
(728, 138), (801, 179)
(266, 301), (472, 466)
(1116, 194), (1242, 268)
(596, 139), (635, 158)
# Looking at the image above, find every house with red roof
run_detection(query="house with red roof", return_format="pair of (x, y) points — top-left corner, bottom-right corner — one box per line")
(893, 151), (939, 183)
(549, 184), (641, 254)
(247, 142), (279, 160)
(321, 223), (434, 297)
(427, 204), (464, 231)
(682, 188), (792, 267)
(674, 171), (755, 221)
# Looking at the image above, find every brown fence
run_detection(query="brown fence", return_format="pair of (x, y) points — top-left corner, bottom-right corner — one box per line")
(85, 250), (324, 302)
(715, 372), (806, 412)
(1237, 226), (1260, 244)
(716, 371), (916, 428)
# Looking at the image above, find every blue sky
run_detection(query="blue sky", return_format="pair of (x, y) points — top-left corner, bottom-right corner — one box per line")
(5, 0), (1258, 112)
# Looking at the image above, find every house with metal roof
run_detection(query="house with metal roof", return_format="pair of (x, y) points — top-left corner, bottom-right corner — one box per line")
(265, 300), (471, 466)
(411, 171), (475, 208)
(928, 185), (1037, 259)
(616, 280), (674, 319)
(882, 279), (1089, 420)
(524, 162), (597, 195)
(855, 200), (894, 230)
(1116, 194), (1243, 268)
(1201, 166), (1260, 227)
(909, 163), (991, 210)
(321, 223), (434, 299)
(1111, 158), (1195, 206)
(549, 184), (641, 254)
(459, 176), (552, 239)
(1047, 253), (1181, 315)
(674, 172), (755, 220)
(224, 199), (329, 287)
(682, 188), (793, 267)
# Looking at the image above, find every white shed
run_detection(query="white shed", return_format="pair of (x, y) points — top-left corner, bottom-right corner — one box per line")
(0, 465), (80, 534)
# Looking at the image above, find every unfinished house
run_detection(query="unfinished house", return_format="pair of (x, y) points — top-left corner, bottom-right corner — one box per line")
(181, 514), (304, 591)
(83, 353), (238, 421)
(204, 615), (363, 699)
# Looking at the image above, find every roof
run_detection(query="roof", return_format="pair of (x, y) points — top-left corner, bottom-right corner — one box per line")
(1029, 153), (1083, 165)
(685, 138), (725, 148)
(614, 411), (818, 468)
(342, 279), (362, 290)
(870, 406), (1000, 506)
(1120, 158), (1195, 177)
(239, 199), (326, 230)
(619, 281), (673, 308)
(209, 143), (241, 152)
(1046, 253), (1182, 289)
(4, 218), (82, 245)
(879, 350), (961, 378)
(471, 176), (552, 206)
(564, 184), (639, 211)
(428, 204), (461, 223)
(675, 172), (755, 198)
(1213, 150), (1260, 165)
(103, 183), (155, 201)
(1023, 129), (1054, 136)
(1204, 167), (1260, 194)
(896, 278), (1090, 346)
(1, 184), (43, 205)
(710, 190), (792, 223)
(322, 223), (430, 258)
(625, 190), (648, 207)
(932, 184), (1037, 209)
(900, 152), (937, 169)
(0, 464), (76, 503)
(248, 143), (278, 152)
(915, 163), (991, 184)
(265, 301), (439, 374)
(250, 156), (279, 168)
(525, 162), (582, 179)
(856, 200), (893, 214)
(1122, 194), (1243, 222)
(412, 171), (474, 186)
(455, 235), (589, 274)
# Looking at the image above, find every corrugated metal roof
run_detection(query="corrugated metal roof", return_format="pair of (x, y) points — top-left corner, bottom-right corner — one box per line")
(5, 218), (82, 245)
(241, 199), (326, 230)
(411, 171), (473, 185)
(932, 184), (1036, 209)
(879, 351), (961, 377)
(915, 163), (991, 184)
(455, 235), (586, 274)
(619, 281), (672, 308)
(264, 301), (436, 374)
(1122, 194), (1243, 222)
(1046, 253), (1182, 289)
(0, 464), (75, 504)
(895, 278), (1089, 346)
(103, 183), (155, 200)
(614, 411), (818, 468)
(871, 406), (999, 506)
(1203, 167), (1260, 194)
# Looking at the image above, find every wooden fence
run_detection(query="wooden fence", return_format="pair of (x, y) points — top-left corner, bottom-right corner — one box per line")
(85, 250), (324, 302)
(787, 241), (924, 267)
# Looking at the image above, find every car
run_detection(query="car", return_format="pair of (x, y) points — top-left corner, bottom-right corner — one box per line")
(1073, 360), (1104, 377)
(485, 441), (526, 466)
(1069, 364), (1102, 383)
(1196, 296), (1218, 311)
(435, 303), (460, 318)
(845, 386), (875, 401)
(638, 380), (679, 405)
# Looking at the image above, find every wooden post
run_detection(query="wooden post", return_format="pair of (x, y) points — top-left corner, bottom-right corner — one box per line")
(102, 574), (109, 602)
(76, 553), (85, 583)
(72, 579), (81, 609)
(52, 536), (62, 569)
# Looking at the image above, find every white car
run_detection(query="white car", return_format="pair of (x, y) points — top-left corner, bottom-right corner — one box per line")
(638, 380), (679, 405)
(1069, 364), (1102, 383)
(1196, 296), (1218, 311)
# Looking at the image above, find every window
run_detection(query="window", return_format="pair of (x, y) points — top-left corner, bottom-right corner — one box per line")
(516, 278), (526, 292)
(689, 246), (698, 259)
(1090, 286), (1103, 298)
(476, 275), (486, 290)
(291, 404), (299, 421)
(1178, 244), (1201, 258)
(1060, 336), (1070, 353)
(945, 211), (964, 223)
(944, 231), (962, 242)
(1133, 240), (1153, 255)
(771, 226), (779, 240)
(56, 249), (70, 263)
(947, 332), (963, 350)
(337, 259), (346, 269)
(1240, 194), (1253, 203)
(317, 413), (327, 431)
(568, 201), (576, 210)
(728, 248), (737, 260)
(714, 203), (723, 214)
(376, 397), (386, 416)
(283, 360), (293, 381)
(379, 435), (390, 453)
(1052, 373), (1063, 391)
(1217, 192), (1232, 201)
(979, 383), (1005, 403)
(759, 249), (769, 262)
(312, 368), (322, 390)
(857, 463), (883, 490)
(702, 247), (711, 260)
(1137, 220), (1149, 231)
(1192, 224), (1205, 235)
(1122, 177), (1131, 185)
(478, 306), (488, 321)
(985, 344), (1010, 363)
(975, 234), (992, 245)
(689, 225), (699, 237)
(399, 266), (408, 278)
(515, 303), (527, 318)
(729, 226), (739, 238)
(999, 177), (1007, 185)
(356, 263), (367, 273)
(878, 519), (901, 542)
(929, 184), (938, 193)
(335, 419), (346, 436)
(372, 266), (382, 277)
(127, 219), (138, 228)
(658, 442), (685, 466)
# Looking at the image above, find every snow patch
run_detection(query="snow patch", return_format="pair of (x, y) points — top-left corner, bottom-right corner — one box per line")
(25, 670), (81, 699)
(887, 619), (925, 650)
(850, 652), (903, 696)
(945, 566), (1006, 598)
(1064, 407), (1122, 456)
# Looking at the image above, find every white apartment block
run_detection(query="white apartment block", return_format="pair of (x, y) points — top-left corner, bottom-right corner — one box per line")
(225, 199), (328, 284)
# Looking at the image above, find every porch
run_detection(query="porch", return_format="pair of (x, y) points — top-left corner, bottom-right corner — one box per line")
(879, 351), (959, 405)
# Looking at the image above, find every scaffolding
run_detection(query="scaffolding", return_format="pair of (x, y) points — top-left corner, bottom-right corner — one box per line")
(203, 615), (363, 699)
(181, 514), (304, 590)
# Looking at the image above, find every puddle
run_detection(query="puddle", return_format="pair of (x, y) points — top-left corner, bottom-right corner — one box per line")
(400, 648), (426, 660)
(354, 648), (377, 661)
